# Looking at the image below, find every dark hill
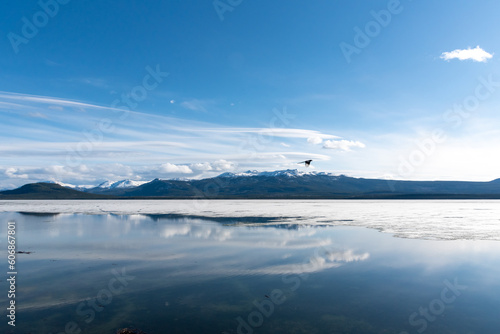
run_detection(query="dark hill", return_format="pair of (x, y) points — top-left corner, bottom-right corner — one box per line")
(0, 183), (111, 199)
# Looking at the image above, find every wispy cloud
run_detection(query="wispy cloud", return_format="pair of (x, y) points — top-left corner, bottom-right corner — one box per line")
(0, 91), (124, 112)
(180, 99), (212, 112)
(440, 46), (493, 62)
(202, 127), (339, 140)
(0, 91), (363, 187)
(76, 78), (110, 90)
(28, 112), (48, 119)
(44, 59), (63, 67)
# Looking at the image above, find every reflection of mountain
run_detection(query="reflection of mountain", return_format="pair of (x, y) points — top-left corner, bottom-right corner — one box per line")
(142, 214), (351, 231)
(143, 214), (282, 225)
(3, 169), (500, 199)
(18, 212), (60, 217)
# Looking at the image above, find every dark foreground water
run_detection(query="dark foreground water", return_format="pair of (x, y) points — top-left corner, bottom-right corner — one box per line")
(1, 209), (500, 334)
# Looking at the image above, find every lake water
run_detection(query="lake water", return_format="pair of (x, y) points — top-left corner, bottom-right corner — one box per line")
(1, 200), (500, 334)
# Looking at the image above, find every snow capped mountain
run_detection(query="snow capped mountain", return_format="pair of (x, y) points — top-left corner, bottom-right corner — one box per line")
(217, 169), (336, 178)
(5, 170), (500, 199)
(217, 170), (260, 178)
(44, 180), (76, 188)
(43, 171), (336, 191)
(95, 179), (150, 189)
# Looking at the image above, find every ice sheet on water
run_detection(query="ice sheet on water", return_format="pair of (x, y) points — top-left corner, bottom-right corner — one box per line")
(1, 199), (499, 241)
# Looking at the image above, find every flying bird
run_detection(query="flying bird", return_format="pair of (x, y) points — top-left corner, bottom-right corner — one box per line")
(298, 160), (312, 167)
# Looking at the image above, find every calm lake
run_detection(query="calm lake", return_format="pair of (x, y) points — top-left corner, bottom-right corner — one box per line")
(1, 200), (500, 334)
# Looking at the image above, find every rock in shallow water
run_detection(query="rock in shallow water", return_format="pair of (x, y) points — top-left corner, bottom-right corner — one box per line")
(116, 328), (146, 334)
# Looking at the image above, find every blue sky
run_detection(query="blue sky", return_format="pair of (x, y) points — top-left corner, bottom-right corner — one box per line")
(1, 0), (500, 188)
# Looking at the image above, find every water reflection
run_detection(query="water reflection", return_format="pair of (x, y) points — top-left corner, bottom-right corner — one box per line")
(0, 211), (499, 334)
(18, 211), (60, 217)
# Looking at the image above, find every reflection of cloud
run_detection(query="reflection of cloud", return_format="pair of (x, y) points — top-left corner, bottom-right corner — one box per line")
(325, 249), (370, 262)
(251, 248), (370, 275)
(253, 236), (331, 250)
(3, 209), (378, 312)
(160, 223), (233, 241)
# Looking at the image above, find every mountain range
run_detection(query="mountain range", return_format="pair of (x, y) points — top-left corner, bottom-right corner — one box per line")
(2, 169), (500, 199)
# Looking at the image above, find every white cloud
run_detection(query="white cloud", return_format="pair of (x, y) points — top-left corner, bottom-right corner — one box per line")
(1, 164), (139, 185)
(212, 159), (237, 171)
(189, 160), (236, 173)
(5, 168), (28, 179)
(190, 162), (213, 171)
(307, 136), (323, 145)
(323, 139), (365, 151)
(440, 46), (493, 62)
(159, 163), (193, 174)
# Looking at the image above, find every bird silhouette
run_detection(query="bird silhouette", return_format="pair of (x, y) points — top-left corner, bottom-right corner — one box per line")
(298, 160), (312, 167)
